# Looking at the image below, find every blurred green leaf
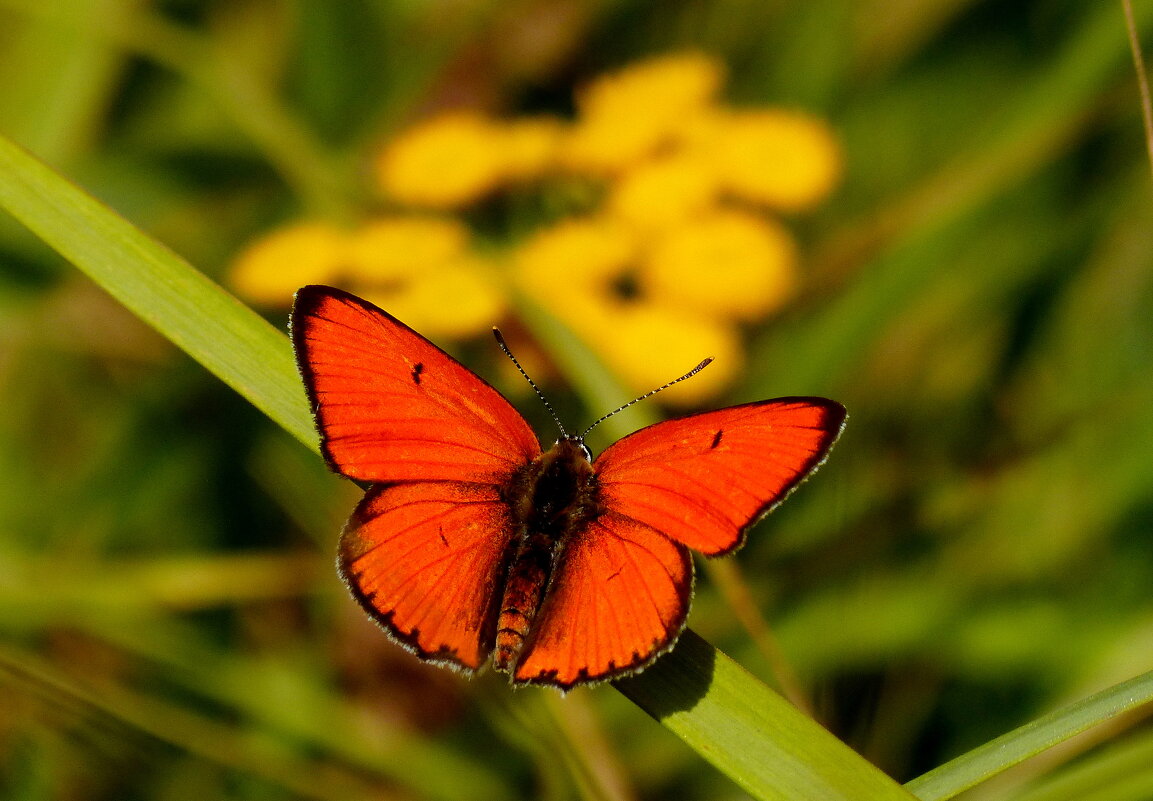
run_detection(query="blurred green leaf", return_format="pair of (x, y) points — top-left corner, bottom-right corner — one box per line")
(751, 0), (1153, 396)
(0, 0), (129, 162)
(0, 0), (353, 217)
(0, 643), (508, 801)
(0, 133), (315, 451)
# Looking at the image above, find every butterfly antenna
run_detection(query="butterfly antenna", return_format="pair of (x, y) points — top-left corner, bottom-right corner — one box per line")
(580, 357), (713, 439)
(493, 328), (569, 438)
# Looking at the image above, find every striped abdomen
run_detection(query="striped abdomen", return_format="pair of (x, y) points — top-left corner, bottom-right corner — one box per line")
(493, 437), (600, 675)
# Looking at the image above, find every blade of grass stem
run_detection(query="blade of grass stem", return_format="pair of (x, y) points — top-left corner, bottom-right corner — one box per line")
(905, 668), (1153, 800)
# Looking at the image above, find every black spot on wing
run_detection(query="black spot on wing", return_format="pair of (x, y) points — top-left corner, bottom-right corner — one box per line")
(411, 362), (425, 384)
(709, 430), (724, 449)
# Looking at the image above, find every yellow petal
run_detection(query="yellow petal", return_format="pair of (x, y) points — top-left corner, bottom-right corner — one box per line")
(642, 210), (798, 320)
(501, 116), (565, 180)
(592, 301), (742, 407)
(709, 110), (841, 211)
(562, 51), (725, 174)
(513, 217), (639, 305)
(229, 221), (348, 306)
(358, 258), (506, 340)
(375, 112), (507, 209)
(345, 216), (471, 282)
(608, 153), (720, 231)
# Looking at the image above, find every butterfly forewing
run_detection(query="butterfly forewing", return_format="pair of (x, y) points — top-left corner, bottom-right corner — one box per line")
(594, 398), (846, 555)
(291, 285), (541, 484)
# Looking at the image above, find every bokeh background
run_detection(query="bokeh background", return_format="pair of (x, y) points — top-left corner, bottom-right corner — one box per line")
(3, 1), (1153, 799)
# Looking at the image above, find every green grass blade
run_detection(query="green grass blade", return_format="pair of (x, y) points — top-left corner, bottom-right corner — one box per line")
(616, 630), (917, 801)
(0, 133), (316, 451)
(1011, 725), (1153, 801)
(905, 669), (1153, 800)
(0, 131), (920, 801)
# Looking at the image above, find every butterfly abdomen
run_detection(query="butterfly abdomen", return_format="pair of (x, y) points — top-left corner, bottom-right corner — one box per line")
(494, 438), (600, 676)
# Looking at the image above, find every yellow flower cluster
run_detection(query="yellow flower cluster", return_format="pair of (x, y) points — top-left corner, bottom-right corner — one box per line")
(230, 216), (504, 339)
(229, 51), (840, 405)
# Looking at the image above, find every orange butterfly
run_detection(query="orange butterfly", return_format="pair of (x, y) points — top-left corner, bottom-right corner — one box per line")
(291, 285), (845, 690)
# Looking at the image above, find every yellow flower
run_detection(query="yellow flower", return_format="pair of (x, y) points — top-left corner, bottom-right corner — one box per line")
(590, 301), (742, 407)
(641, 210), (798, 320)
(345, 216), (471, 281)
(375, 112), (507, 209)
(230, 221), (348, 305)
(501, 117), (565, 180)
(547, 286), (623, 343)
(359, 257), (506, 340)
(708, 110), (841, 211)
(513, 217), (638, 306)
(607, 153), (719, 231)
(344, 216), (505, 339)
(563, 51), (724, 174)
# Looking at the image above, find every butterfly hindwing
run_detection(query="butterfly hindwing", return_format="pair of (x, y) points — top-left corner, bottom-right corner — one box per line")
(512, 511), (693, 688)
(594, 398), (846, 556)
(339, 481), (515, 671)
(291, 285), (541, 484)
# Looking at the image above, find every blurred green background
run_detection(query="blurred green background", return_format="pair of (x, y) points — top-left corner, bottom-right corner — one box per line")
(3, 1), (1153, 800)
